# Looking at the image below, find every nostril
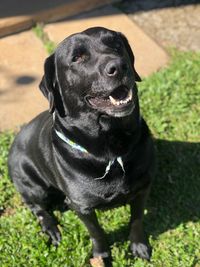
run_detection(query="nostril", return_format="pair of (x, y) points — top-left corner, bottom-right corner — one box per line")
(109, 66), (117, 75)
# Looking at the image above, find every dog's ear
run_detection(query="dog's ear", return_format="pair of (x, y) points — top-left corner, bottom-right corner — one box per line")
(119, 33), (142, 82)
(39, 53), (65, 116)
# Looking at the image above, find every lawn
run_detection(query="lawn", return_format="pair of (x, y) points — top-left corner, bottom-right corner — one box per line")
(0, 50), (200, 267)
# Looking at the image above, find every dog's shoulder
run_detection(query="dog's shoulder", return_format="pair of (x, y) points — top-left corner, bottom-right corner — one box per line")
(8, 111), (52, 166)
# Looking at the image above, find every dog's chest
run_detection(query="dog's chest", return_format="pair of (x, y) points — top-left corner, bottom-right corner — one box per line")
(65, 159), (134, 213)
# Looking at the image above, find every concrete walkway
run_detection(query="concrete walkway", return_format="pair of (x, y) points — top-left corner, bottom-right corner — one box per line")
(0, 31), (48, 131)
(0, 3), (169, 131)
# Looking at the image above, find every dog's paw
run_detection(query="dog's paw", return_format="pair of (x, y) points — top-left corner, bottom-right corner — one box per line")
(130, 242), (152, 260)
(43, 224), (61, 246)
(39, 216), (61, 246)
(48, 227), (62, 246)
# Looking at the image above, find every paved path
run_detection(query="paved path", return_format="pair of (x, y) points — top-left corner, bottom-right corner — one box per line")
(0, 31), (48, 131)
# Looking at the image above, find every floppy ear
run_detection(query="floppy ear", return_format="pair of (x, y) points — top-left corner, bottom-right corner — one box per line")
(39, 53), (65, 116)
(119, 33), (142, 82)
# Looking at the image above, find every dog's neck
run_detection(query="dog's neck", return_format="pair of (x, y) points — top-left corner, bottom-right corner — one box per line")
(52, 110), (141, 158)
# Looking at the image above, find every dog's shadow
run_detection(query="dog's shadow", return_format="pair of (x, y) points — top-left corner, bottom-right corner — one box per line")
(107, 139), (200, 242)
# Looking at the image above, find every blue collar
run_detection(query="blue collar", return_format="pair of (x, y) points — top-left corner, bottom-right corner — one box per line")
(54, 129), (89, 154)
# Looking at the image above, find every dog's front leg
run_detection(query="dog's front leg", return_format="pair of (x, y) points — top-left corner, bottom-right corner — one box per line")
(129, 185), (152, 260)
(76, 211), (112, 266)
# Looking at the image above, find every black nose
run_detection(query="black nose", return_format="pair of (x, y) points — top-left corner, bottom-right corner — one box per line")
(105, 59), (127, 77)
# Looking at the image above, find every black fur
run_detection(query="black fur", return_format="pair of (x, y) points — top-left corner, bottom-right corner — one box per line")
(8, 27), (155, 266)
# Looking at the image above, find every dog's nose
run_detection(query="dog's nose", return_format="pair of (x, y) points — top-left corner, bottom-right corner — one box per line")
(105, 59), (127, 77)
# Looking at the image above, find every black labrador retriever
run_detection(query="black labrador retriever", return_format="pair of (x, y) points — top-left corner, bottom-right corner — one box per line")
(8, 27), (155, 266)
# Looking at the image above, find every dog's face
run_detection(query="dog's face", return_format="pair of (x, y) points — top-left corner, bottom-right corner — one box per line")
(40, 27), (141, 118)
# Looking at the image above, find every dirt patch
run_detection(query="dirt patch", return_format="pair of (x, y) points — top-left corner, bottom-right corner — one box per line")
(0, 207), (16, 217)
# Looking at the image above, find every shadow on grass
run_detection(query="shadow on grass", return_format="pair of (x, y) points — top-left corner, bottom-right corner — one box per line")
(107, 139), (200, 243)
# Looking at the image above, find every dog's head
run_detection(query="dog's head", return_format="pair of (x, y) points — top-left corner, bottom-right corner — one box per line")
(40, 27), (141, 118)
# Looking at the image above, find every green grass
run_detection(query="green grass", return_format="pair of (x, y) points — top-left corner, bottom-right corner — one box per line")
(33, 23), (56, 54)
(0, 50), (200, 267)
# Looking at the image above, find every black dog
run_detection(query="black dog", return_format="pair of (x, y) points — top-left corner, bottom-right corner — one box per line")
(8, 27), (155, 266)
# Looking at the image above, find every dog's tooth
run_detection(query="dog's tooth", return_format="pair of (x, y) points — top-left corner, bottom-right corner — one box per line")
(109, 95), (117, 105)
(109, 96), (122, 106)
(109, 89), (132, 107)
(128, 89), (133, 99)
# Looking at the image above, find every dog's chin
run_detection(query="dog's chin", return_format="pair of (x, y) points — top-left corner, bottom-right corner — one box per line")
(86, 86), (135, 118)
(104, 102), (135, 117)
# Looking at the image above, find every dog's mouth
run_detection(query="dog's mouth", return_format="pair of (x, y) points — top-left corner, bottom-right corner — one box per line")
(86, 86), (135, 117)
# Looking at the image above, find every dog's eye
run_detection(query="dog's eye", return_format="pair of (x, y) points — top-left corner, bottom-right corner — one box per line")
(72, 54), (87, 63)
